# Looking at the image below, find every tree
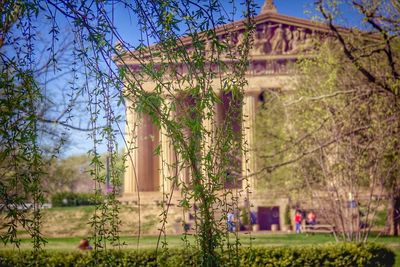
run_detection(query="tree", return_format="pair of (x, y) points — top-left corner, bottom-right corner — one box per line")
(254, 0), (400, 239)
(316, 0), (400, 97)
(43, 153), (125, 197)
(0, 1), (105, 251)
(44, 155), (92, 194)
(315, 0), (400, 237)
(0, 0), (256, 265)
(254, 89), (300, 197)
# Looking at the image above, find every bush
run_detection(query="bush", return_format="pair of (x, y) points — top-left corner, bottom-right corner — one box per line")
(234, 243), (395, 267)
(0, 243), (395, 267)
(284, 205), (291, 226)
(51, 192), (99, 207)
(241, 210), (250, 226)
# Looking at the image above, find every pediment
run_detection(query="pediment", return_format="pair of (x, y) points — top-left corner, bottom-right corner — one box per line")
(116, 12), (334, 76)
(251, 21), (322, 56)
(209, 13), (332, 58)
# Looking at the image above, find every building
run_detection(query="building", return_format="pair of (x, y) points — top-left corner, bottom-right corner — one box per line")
(116, 0), (337, 232)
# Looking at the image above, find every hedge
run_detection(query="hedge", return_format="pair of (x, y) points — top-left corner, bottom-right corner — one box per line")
(51, 192), (98, 207)
(0, 243), (395, 267)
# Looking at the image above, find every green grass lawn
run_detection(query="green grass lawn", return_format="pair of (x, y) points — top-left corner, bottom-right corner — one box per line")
(1, 233), (399, 266)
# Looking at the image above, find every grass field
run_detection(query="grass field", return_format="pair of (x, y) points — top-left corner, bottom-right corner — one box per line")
(1, 233), (399, 266)
(1, 206), (398, 265)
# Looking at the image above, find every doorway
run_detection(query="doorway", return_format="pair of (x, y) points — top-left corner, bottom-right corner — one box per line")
(258, 206), (280, 231)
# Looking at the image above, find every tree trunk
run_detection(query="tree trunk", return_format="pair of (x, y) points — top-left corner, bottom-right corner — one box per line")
(386, 187), (400, 236)
(394, 195), (400, 236)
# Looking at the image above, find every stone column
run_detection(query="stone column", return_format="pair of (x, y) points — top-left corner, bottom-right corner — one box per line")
(242, 94), (256, 190)
(124, 99), (138, 194)
(160, 97), (175, 193)
(201, 105), (214, 182)
(136, 113), (160, 191)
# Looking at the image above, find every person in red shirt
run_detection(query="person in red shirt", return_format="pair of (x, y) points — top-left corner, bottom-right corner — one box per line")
(78, 239), (92, 250)
(295, 210), (302, 234)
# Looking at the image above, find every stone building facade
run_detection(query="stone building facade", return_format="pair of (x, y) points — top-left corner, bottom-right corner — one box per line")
(117, 0), (336, 231)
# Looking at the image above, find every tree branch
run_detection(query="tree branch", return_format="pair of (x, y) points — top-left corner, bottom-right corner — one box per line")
(316, 0), (398, 97)
(254, 124), (371, 175)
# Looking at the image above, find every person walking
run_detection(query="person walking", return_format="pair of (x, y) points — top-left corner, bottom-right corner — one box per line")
(227, 211), (235, 232)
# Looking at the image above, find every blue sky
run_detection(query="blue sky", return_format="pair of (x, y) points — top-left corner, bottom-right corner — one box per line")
(263, 0), (315, 18)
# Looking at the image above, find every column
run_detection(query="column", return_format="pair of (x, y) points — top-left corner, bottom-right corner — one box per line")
(124, 99), (138, 194)
(242, 94), (256, 191)
(218, 91), (242, 189)
(136, 113), (160, 191)
(201, 104), (215, 182)
(159, 97), (175, 193)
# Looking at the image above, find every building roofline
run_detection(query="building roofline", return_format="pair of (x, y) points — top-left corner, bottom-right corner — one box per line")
(115, 9), (380, 66)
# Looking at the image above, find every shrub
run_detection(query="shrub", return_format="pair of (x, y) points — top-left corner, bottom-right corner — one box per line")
(284, 205), (291, 226)
(0, 243), (395, 267)
(241, 210), (250, 226)
(51, 192), (99, 207)
(234, 244), (395, 267)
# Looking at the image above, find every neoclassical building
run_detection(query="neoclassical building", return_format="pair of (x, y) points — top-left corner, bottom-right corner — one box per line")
(118, 0), (333, 199)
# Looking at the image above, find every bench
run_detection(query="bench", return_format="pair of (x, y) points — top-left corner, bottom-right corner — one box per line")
(304, 224), (335, 234)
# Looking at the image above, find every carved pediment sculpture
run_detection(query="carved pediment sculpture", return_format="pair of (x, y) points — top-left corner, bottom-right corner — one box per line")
(250, 22), (320, 56)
